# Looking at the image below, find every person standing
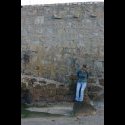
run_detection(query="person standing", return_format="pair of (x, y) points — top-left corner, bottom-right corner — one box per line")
(75, 64), (88, 102)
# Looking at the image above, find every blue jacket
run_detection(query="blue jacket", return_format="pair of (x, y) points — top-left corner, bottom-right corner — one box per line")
(77, 69), (88, 82)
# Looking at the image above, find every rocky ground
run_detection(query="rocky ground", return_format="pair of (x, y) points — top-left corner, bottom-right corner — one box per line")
(21, 101), (104, 125)
(21, 74), (104, 125)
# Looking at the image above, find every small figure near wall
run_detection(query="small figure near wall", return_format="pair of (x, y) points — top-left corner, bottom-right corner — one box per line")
(75, 64), (88, 102)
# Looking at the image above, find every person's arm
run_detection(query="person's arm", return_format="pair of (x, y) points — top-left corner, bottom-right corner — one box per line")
(87, 72), (89, 79)
(85, 70), (88, 79)
(77, 70), (80, 78)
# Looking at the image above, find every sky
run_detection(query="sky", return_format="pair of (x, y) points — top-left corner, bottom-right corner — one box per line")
(21, 0), (104, 5)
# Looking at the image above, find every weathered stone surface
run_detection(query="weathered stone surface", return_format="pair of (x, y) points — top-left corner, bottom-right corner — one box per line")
(21, 75), (73, 103)
(88, 78), (97, 83)
(99, 79), (104, 86)
(87, 83), (104, 100)
(21, 2), (104, 107)
(21, 75), (104, 105)
(73, 102), (96, 116)
(56, 87), (69, 95)
(21, 2), (104, 84)
(46, 84), (56, 89)
(88, 85), (103, 92)
(55, 95), (64, 101)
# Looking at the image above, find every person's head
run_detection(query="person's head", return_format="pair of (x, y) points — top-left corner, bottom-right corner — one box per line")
(82, 64), (87, 70)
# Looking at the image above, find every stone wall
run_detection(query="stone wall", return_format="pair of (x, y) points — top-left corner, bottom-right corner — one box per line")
(21, 75), (104, 104)
(21, 2), (104, 84)
(21, 75), (74, 104)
